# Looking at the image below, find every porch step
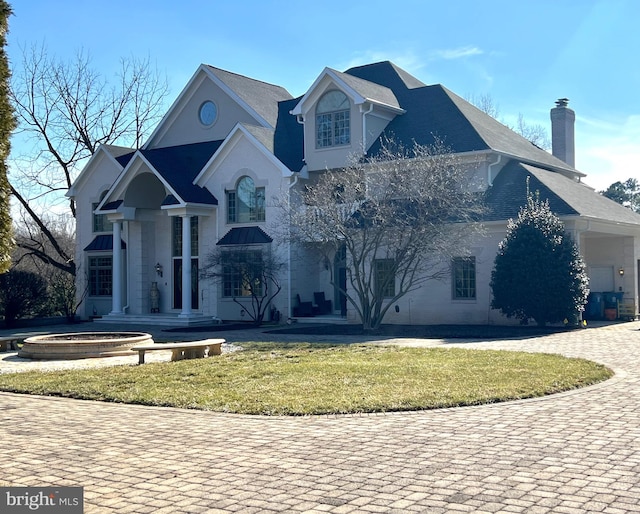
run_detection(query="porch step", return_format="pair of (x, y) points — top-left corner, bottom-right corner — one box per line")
(93, 314), (217, 327)
(291, 315), (349, 325)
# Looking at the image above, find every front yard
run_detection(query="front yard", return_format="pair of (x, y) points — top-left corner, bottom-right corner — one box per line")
(0, 343), (612, 415)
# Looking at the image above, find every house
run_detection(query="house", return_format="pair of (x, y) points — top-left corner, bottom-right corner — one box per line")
(68, 61), (640, 326)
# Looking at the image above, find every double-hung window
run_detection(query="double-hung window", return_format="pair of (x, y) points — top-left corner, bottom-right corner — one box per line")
(88, 256), (112, 296)
(452, 257), (476, 299)
(374, 258), (396, 298)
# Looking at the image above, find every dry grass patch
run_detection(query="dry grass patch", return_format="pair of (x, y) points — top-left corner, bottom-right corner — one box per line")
(0, 343), (612, 415)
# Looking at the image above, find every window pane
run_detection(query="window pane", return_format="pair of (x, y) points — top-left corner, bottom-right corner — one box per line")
(316, 113), (332, 148)
(334, 110), (350, 145)
(255, 188), (265, 222)
(227, 178), (265, 224)
(191, 217), (199, 256)
(317, 90), (349, 113)
(374, 259), (395, 298)
(92, 203), (112, 233)
(227, 191), (236, 223)
(453, 257), (476, 299)
(89, 256), (112, 296)
(172, 217), (198, 256)
(223, 250), (263, 297)
(172, 217), (182, 257)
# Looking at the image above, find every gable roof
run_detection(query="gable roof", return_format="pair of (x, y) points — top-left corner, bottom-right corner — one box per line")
(290, 66), (404, 116)
(328, 68), (402, 110)
(140, 140), (222, 205)
(205, 65), (293, 128)
(485, 161), (640, 225)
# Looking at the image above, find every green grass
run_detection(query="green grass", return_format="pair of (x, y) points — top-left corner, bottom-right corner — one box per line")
(0, 343), (612, 415)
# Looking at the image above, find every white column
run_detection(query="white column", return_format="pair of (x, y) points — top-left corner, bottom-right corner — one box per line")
(179, 215), (192, 317)
(110, 221), (123, 314)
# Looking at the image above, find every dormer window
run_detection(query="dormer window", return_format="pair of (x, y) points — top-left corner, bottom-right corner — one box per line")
(316, 90), (350, 148)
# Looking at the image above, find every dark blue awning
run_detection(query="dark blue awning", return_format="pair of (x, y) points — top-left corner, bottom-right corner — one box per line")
(216, 227), (273, 245)
(83, 235), (126, 251)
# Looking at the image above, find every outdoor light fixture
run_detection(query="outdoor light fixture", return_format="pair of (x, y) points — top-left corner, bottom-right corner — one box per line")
(155, 262), (163, 277)
(619, 267), (625, 276)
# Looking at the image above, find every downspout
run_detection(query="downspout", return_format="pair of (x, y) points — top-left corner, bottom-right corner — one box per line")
(487, 154), (502, 187)
(361, 102), (374, 153)
(296, 114), (306, 164)
(287, 172), (301, 319)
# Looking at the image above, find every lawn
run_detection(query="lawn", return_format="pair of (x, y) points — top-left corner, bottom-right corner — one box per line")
(0, 343), (612, 415)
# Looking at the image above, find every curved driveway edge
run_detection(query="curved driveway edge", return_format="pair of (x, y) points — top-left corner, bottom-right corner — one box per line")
(1, 322), (640, 513)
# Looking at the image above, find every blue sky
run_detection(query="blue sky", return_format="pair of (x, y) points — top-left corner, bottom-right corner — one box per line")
(7, 0), (640, 191)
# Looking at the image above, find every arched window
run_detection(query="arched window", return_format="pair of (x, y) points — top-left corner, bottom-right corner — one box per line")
(316, 90), (350, 148)
(226, 176), (265, 223)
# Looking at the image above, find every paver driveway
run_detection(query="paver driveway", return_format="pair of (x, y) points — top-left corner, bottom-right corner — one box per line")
(1, 322), (640, 513)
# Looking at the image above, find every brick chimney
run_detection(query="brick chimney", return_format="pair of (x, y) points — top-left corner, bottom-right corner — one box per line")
(550, 98), (575, 167)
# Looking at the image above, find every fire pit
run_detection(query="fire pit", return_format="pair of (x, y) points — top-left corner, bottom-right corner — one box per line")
(18, 332), (153, 360)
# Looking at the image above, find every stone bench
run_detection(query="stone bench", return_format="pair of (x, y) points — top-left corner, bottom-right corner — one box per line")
(131, 339), (225, 365)
(0, 336), (21, 352)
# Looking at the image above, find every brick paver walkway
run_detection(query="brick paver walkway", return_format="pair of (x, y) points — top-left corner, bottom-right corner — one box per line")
(1, 322), (640, 513)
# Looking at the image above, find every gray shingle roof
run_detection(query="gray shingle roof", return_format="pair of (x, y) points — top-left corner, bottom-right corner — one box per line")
(329, 68), (401, 110)
(444, 88), (578, 175)
(345, 61), (427, 90)
(485, 161), (640, 225)
(346, 62), (577, 176)
(206, 66), (293, 128)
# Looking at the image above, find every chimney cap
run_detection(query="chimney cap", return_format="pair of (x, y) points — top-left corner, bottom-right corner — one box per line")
(555, 98), (570, 108)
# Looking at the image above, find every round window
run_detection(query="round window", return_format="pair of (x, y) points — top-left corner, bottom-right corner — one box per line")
(198, 101), (218, 126)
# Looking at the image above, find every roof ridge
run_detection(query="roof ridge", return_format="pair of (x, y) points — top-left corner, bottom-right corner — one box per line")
(204, 64), (288, 91)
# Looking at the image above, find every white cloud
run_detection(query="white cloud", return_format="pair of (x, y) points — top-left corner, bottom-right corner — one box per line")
(576, 114), (640, 191)
(430, 46), (484, 60)
(338, 50), (427, 78)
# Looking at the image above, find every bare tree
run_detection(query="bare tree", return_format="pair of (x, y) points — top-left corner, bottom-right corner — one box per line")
(200, 246), (285, 326)
(281, 139), (485, 332)
(466, 93), (501, 119)
(11, 211), (86, 320)
(467, 93), (551, 150)
(514, 113), (551, 150)
(9, 44), (169, 275)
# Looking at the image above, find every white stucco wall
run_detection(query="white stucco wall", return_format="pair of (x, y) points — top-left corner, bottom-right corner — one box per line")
(151, 75), (262, 149)
(197, 135), (292, 321)
(72, 151), (127, 318)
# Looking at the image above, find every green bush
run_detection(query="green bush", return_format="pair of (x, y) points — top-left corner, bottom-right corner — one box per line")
(0, 270), (49, 327)
(491, 189), (589, 326)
